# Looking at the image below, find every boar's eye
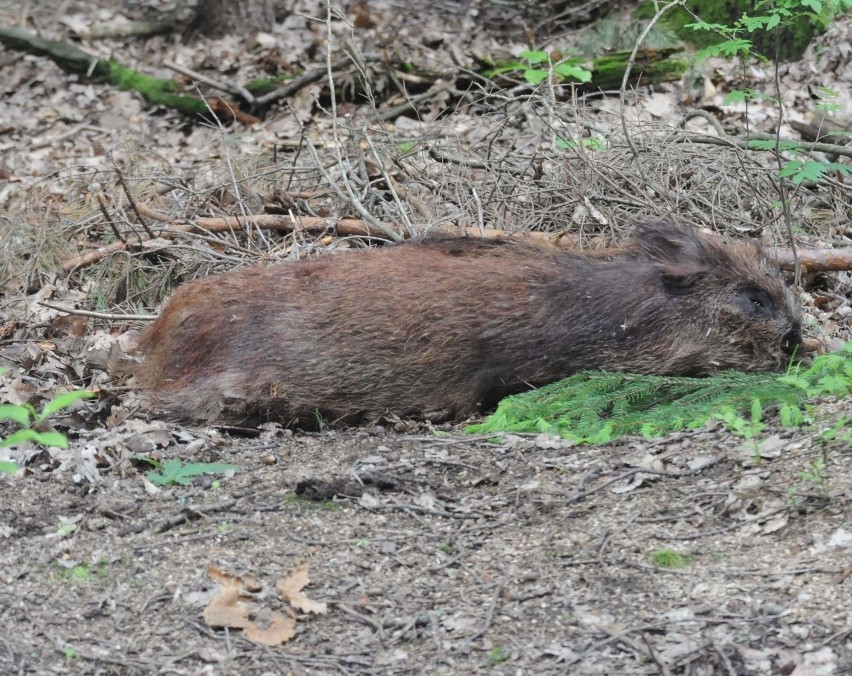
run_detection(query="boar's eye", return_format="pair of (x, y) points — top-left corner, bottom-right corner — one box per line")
(736, 286), (776, 317)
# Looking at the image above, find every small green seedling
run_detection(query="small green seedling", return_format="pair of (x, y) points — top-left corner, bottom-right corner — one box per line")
(801, 458), (825, 485)
(650, 548), (692, 569)
(485, 49), (592, 86)
(56, 523), (77, 537)
(786, 485), (800, 506)
(821, 417), (852, 443)
(63, 646), (80, 665)
(145, 458), (241, 486)
(0, 387), (95, 450)
(714, 399), (767, 441)
(715, 399), (767, 460)
(556, 136), (606, 151)
(486, 646), (511, 665)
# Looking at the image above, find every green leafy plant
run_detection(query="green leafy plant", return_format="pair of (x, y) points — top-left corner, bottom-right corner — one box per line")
(556, 136), (606, 151)
(801, 458), (826, 484)
(715, 399), (768, 459)
(467, 343), (852, 444)
(820, 417), (852, 443)
(677, 0), (851, 61)
(56, 522), (77, 537)
(786, 485), (800, 505)
(54, 557), (110, 583)
(714, 399), (767, 440)
(742, 87), (852, 184)
(144, 458), (241, 486)
(0, 373), (94, 453)
(788, 456), (829, 505)
(485, 50), (592, 86)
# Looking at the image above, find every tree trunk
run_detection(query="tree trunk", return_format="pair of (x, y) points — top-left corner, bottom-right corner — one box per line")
(190, 0), (276, 37)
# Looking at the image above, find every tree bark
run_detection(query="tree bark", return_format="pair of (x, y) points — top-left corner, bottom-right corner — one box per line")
(190, 0), (276, 37)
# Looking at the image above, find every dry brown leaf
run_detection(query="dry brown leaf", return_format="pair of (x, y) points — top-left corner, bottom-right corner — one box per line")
(276, 561), (328, 615)
(204, 566), (261, 629)
(207, 565), (261, 592)
(204, 566), (302, 645)
(243, 608), (297, 646)
(203, 588), (252, 629)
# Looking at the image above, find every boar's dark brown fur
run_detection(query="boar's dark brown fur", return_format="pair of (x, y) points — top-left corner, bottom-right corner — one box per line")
(136, 221), (803, 427)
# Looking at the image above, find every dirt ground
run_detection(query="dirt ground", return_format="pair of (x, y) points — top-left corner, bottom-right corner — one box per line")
(2, 0), (852, 674)
(2, 412), (852, 674)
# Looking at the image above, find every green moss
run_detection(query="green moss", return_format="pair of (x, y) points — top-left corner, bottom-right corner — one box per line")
(481, 49), (686, 91)
(245, 74), (296, 95)
(105, 62), (204, 115)
(592, 50), (688, 90)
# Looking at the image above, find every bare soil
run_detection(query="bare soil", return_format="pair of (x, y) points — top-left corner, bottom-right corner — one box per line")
(3, 414), (852, 674)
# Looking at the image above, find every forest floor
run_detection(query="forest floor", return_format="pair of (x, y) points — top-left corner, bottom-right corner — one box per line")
(1, 1), (851, 674)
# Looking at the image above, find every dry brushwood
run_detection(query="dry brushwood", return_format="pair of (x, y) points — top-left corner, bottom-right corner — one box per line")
(60, 205), (852, 274)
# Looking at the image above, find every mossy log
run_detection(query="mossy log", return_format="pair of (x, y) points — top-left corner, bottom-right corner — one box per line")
(589, 48), (687, 91)
(0, 26), (210, 117)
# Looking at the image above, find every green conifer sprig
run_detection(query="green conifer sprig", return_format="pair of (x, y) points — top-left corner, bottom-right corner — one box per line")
(467, 343), (852, 444)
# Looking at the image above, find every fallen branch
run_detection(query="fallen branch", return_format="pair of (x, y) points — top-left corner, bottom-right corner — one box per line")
(0, 26), (254, 121)
(59, 207), (852, 274)
(138, 204), (404, 238)
(671, 132), (852, 161)
(254, 53), (382, 107)
(770, 247), (852, 273)
(163, 59), (255, 105)
(38, 301), (157, 321)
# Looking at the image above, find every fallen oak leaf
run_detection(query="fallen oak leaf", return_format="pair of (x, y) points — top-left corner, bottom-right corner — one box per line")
(203, 566), (297, 646)
(202, 588), (252, 629)
(243, 608), (297, 646)
(207, 565), (261, 593)
(276, 561), (328, 614)
(203, 566), (260, 629)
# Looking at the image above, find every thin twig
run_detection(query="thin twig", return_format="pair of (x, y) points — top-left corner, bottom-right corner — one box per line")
(96, 193), (127, 244)
(162, 59), (255, 104)
(96, 142), (155, 239)
(320, 7), (403, 242)
(38, 301), (157, 321)
(619, 0), (686, 176)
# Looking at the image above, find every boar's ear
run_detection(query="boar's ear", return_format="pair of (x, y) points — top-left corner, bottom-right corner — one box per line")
(633, 221), (710, 287)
